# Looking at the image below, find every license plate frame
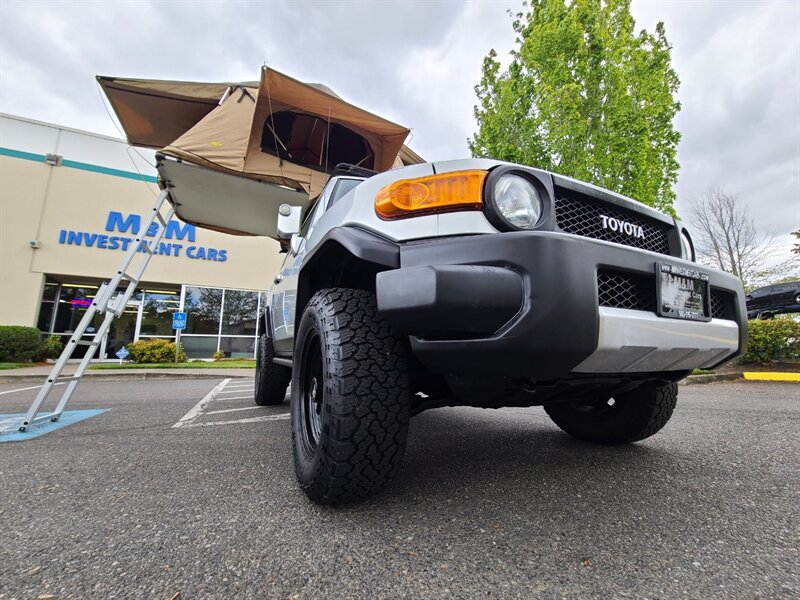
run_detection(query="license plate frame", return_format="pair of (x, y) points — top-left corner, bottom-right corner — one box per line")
(656, 262), (711, 322)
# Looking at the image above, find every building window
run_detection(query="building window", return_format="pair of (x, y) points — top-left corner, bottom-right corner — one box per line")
(184, 286), (223, 334)
(221, 289), (258, 336)
(36, 279), (60, 332)
(181, 336), (219, 359)
(220, 336), (256, 359)
(139, 289), (181, 336)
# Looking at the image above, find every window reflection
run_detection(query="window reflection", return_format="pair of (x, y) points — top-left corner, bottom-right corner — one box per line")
(222, 290), (258, 335)
(184, 286), (222, 334)
(140, 289), (181, 336)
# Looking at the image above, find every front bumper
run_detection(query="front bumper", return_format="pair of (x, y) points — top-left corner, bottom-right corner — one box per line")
(376, 231), (747, 379)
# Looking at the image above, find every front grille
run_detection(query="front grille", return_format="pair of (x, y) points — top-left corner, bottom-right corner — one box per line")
(555, 192), (672, 256)
(711, 289), (736, 321)
(597, 270), (656, 312)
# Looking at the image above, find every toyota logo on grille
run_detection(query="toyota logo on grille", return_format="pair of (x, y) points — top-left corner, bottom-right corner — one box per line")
(600, 215), (645, 239)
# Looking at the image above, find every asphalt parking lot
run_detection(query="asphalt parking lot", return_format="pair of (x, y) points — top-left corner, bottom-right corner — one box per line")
(0, 379), (797, 599)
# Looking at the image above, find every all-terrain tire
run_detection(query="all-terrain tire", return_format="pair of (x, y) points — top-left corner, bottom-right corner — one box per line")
(254, 333), (291, 406)
(291, 288), (411, 505)
(544, 382), (678, 445)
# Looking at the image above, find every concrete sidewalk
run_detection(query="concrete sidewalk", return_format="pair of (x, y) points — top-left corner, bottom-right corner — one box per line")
(0, 364), (254, 383)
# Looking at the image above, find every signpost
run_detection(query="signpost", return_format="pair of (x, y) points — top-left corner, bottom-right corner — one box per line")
(172, 312), (187, 363)
(115, 346), (129, 365)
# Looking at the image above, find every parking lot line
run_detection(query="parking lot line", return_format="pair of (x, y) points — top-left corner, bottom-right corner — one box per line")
(180, 413), (290, 428)
(172, 378), (231, 429)
(0, 382), (66, 397)
(203, 406), (264, 416)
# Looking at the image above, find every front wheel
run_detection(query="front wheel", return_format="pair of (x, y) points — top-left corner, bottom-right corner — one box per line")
(291, 288), (412, 505)
(544, 382), (678, 445)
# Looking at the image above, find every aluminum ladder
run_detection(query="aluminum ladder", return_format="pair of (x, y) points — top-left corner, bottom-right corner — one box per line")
(18, 190), (175, 432)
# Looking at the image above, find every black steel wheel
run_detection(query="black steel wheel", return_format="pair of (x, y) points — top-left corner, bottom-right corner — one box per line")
(291, 288), (411, 505)
(254, 333), (291, 406)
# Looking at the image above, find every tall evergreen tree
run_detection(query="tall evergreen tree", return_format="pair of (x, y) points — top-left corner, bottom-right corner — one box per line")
(470, 0), (681, 215)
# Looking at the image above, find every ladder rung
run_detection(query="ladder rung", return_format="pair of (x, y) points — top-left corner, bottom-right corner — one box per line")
(121, 272), (140, 284)
(52, 375), (81, 382)
(72, 339), (100, 346)
(155, 212), (167, 226)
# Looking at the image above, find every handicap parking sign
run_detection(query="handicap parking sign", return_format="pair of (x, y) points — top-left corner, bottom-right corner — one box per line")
(172, 312), (187, 330)
(116, 347), (129, 360)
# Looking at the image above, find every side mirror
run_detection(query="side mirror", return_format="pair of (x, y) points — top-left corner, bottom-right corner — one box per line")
(277, 204), (302, 239)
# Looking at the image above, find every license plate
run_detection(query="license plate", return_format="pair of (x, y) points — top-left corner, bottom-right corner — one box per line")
(656, 263), (711, 322)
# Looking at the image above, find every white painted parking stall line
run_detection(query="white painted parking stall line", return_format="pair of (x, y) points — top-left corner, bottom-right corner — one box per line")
(172, 378), (231, 428)
(180, 413), (290, 428)
(0, 382), (66, 397)
(172, 378), (288, 429)
(203, 406), (264, 416)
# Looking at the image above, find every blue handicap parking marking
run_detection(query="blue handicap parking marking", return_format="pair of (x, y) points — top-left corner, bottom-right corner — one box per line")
(0, 409), (107, 442)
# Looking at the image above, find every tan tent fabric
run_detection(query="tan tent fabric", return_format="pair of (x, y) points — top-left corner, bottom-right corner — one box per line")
(97, 76), (233, 148)
(99, 67), (425, 235)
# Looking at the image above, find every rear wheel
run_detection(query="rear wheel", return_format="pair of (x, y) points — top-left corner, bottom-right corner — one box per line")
(291, 288), (411, 505)
(254, 333), (291, 406)
(544, 382), (678, 445)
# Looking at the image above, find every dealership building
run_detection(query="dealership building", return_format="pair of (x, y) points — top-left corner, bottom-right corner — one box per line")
(0, 113), (285, 359)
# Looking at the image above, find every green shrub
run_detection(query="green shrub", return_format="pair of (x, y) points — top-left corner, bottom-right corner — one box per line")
(0, 326), (42, 362)
(127, 338), (187, 363)
(738, 318), (800, 364)
(212, 350), (226, 361)
(33, 335), (63, 362)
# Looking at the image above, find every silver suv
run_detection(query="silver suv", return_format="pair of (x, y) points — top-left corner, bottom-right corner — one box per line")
(256, 159), (747, 505)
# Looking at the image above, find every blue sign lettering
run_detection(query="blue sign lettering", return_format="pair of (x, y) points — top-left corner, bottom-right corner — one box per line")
(57, 211), (228, 262)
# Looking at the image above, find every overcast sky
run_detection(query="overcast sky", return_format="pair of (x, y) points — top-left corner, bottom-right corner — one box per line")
(1, 0), (798, 258)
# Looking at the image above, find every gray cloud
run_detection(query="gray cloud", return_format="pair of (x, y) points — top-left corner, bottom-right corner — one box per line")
(1, 0), (797, 259)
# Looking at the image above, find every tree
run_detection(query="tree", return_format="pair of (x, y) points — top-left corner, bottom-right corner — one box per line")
(690, 188), (773, 287)
(792, 230), (800, 255)
(470, 0), (681, 215)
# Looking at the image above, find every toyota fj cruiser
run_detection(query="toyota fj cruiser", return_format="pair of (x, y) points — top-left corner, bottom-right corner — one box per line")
(255, 159), (747, 504)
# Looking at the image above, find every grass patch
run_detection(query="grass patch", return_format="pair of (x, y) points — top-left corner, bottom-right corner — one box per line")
(0, 362), (31, 370)
(89, 360), (256, 370)
(691, 368), (715, 375)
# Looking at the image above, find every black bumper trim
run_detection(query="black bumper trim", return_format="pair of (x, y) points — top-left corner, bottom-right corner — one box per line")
(378, 231), (746, 379)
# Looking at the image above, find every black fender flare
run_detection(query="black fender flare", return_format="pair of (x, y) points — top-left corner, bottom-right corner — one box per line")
(295, 226), (399, 333)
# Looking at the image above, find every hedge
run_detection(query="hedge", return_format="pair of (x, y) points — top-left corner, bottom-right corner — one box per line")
(0, 326), (42, 362)
(738, 318), (800, 364)
(126, 338), (187, 363)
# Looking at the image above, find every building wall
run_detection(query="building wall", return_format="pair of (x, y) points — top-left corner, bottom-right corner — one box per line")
(0, 113), (286, 327)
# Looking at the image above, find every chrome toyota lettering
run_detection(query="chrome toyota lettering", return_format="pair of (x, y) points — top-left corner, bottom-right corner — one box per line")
(600, 215), (645, 239)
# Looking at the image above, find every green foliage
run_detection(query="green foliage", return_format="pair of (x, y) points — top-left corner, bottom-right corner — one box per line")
(739, 318), (800, 365)
(33, 335), (63, 362)
(127, 338), (187, 364)
(470, 0), (681, 215)
(0, 326), (42, 362)
(212, 350), (226, 361)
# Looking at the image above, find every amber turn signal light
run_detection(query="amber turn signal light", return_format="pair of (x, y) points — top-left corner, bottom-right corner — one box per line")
(375, 170), (487, 220)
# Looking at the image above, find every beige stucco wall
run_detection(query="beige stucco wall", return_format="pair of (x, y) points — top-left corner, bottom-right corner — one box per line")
(0, 157), (48, 326)
(0, 154), (286, 327)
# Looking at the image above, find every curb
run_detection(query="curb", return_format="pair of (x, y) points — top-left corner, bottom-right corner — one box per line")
(681, 372), (743, 385)
(0, 371), (254, 384)
(742, 372), (800, 382)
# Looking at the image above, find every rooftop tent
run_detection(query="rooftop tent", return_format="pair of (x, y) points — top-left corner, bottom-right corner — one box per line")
(98, 68), (419, 238)
(96, 76), (237, 149)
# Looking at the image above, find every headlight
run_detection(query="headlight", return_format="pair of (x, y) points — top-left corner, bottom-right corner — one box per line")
(679, 228), (695, 262)
(490, 173), (542, 230)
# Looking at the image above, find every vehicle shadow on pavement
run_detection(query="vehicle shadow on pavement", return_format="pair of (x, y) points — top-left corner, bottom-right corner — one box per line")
(345, 405), (689, 514)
